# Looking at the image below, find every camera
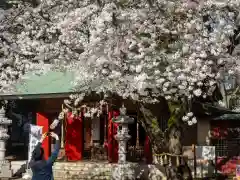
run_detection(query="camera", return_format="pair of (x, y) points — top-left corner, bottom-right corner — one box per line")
(46, 132), (51, 136)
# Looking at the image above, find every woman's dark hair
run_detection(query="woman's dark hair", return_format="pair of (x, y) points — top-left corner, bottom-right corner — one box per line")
(33, 147), (44, 161)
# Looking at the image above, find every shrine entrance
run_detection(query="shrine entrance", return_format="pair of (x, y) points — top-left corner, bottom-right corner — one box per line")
(127, 114), (151, 162)
(6, 98), (153, 163)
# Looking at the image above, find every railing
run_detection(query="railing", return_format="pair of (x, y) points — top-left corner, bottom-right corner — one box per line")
(153, 153), (192, 179)
(154, 153), (184, 166)
(89, 145), (107, 161)
(83, 147), (92, 160)
(127, 146), (145, 162)
(56, 146), (107, 161)
(212, 138), (240, 157)
(84, 145), (146, 162)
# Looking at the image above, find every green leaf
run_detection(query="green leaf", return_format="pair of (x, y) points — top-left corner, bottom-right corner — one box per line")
(151, 118), (159, 129)
(168, 114), (176, 128)
(168, 102), (180, 114)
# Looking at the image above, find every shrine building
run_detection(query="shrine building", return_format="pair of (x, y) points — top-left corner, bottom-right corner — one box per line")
(1, 71), (161, 165)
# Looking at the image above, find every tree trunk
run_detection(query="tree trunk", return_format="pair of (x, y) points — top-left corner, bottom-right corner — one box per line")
(139, 102), (168, 154)
(139, 100), (192, 180)
(167, 125), (182, 155)
(139, 101), (184, 154)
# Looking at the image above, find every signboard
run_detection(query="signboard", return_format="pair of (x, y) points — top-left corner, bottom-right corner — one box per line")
(196, 146), (215, 178)
(28, 124), (43, 162)
(196, 146), (215, 161)
(182, 146), (215, 178)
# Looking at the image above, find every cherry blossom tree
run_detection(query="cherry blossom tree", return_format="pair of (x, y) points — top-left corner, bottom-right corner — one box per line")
(1, 0), (240, 154)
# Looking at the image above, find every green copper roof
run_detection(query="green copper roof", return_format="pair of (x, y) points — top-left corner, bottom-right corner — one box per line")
(15, 71), (75, 95)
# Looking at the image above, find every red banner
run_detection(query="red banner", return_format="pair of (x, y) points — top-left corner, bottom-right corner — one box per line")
(65, 112), (83, 161)
(107, 110), (119, 163)
(36, 113), (50, 160)
(144, 136), (153, 164)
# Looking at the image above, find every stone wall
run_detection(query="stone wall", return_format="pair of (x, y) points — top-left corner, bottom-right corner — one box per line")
(53, 162), (167, 180)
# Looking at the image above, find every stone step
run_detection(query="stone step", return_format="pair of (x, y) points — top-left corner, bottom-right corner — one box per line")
(11, 161), (27, 166)
(53, 166), (111, 171)
(54, 177), (110, 180)
(53, 170), (111, 178)
(53, 162), (112, 167)
(53, 169), (111, 174)
(53, 162), (112, 171)
(53, 172), (111, 180)
(54, 175), (111, 179)
(53, 162), (112, 179)
(53, 170), (111, 175)
(10, 161), (27, 175)
(55, 178), (110, 180)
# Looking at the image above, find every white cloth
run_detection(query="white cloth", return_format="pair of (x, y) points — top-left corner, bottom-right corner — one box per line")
(50, 119), (60, 130)
(28, 125), (43, 162)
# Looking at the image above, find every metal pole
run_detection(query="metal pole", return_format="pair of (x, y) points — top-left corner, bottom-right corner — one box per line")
(193, 144), (197, 178)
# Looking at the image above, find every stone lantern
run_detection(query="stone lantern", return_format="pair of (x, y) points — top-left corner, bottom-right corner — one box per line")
(112, 105), (135, 180)
(0, 106), (13, 178)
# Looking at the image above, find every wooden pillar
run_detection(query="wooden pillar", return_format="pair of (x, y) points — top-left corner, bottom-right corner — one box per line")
(92, 116), (100, 145)
(136, 122), (140, 148)
(84, 118), (92, 149)
(104, 114), (107, 144)
(36, 113), (50, 160)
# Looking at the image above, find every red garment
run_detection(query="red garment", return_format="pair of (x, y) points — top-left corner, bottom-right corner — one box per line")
(144, 136), (153, 164)
(65, 112), (83, 161)
(107, 111), (119, 163)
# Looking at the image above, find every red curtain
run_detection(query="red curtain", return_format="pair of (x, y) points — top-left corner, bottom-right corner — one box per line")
(65, 112), (83, 161)
(36, 113), (50, 160)
(144, 136), (153, 164)
(108, 110), (119, 163)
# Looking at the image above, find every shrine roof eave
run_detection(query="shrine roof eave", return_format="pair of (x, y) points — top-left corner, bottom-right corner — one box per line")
(193, 101), (239, 117)
(0, 71), (76, 99)
(213, 113), (240, 120)
(0, 92), (73, 100)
